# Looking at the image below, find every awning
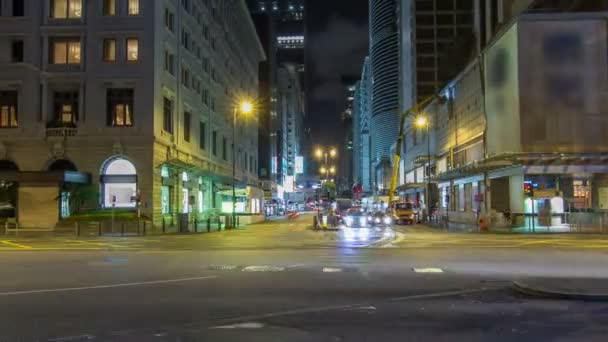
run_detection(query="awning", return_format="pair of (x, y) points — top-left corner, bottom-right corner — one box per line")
(162, 159), (235, 185)
(396, 182), (426, 192)
(0, 171), (91, 184)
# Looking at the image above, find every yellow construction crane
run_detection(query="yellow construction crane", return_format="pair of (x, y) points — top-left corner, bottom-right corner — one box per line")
(388, 95), (438, 208)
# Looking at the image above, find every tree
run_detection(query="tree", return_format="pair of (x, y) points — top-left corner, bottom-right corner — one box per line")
(321, 181), (337, 199)
(62, 184), (99, 214)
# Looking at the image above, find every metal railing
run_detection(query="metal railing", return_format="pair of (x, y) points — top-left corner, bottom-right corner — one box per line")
(46, 127), (77, 138)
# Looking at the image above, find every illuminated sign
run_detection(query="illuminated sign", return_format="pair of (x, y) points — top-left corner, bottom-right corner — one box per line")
(295, 156), (304, 174)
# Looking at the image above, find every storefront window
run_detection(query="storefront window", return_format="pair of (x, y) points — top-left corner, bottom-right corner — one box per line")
(102, 158), (137, 208)
(161, 186), (170, 214)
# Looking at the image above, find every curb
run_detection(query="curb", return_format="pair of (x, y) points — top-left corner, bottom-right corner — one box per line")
(512, 281), (608, 301)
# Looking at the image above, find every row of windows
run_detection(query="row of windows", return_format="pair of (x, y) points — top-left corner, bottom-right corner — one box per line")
(47, 37), (139, 65)
(161, 96), (255, 171)
(0, 89), (133, 128)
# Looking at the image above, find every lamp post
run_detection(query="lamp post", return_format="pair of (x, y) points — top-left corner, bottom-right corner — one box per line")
(416, 116), (431, 222)
(315, 147), (337, 199)
(232, 101), (253, 228)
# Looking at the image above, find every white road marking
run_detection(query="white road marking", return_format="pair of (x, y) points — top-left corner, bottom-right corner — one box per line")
(413, 267), (444, 273)
(202, 288), (492, 328)
(0, 276), (218, 296)
(322, 267), (343, 273)
(48, 334), (96, 341)
(210, 322), (265, 329)
(242, 265), (285, 272)
(388, 288), (490, 302)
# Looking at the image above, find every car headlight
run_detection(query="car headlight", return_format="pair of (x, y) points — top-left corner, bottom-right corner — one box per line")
(384, 217), (391, 225)
(359, 217), (367, 226)
(374, 218), (380, 223)
(345, 217), (353, 225)
(367, 215), (373, 221)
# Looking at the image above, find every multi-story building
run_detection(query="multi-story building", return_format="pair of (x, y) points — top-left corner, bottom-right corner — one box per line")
(397, 0), (538, 210)
(0, 0), (265, 229)
(247, 1), (306, 205)
(277, 63), (304, 192)
(369, 0), (400, 192)
(398, 4), (608, 230)
(353, 57), (372, 193)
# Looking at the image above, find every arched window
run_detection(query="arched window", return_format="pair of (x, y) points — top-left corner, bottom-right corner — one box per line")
(101, 158), (137, 208)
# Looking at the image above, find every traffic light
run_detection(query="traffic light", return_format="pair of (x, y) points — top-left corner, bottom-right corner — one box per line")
(524, 182), (534, 197)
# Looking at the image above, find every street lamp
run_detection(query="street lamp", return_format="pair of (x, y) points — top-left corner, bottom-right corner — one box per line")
(314, 147), (338, 182)
(415, 115), (431, 221)
(232, 100), (254, 228)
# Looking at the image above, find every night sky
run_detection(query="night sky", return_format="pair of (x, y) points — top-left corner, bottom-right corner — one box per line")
(306, 0), (369, 146)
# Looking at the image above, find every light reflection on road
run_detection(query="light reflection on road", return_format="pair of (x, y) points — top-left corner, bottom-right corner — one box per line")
(338, 226), (394, 247)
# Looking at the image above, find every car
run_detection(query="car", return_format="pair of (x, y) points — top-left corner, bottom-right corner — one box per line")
(342, 208), (368, 228)
(368, 211), (392, 227)
(390, 202), (418, 225)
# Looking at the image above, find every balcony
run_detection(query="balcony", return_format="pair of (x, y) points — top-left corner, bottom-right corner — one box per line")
(45, 122), (77, 138)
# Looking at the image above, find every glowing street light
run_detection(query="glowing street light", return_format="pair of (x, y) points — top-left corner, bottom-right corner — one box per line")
(415, 116), (428, 128)
(329, 166), (336, 175)
(231, 99), (255, 228)
(320, 167), (327, 174)
(329, 148), (337, 158)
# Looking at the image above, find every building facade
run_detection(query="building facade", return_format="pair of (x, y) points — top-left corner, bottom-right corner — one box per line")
(277, 63), (304, 193)
(369, 0), (400, 191)
(352, 57), (372, 193)
(0, 0), (265, 228)
(247, 0), (306, 198)
(399, 11), (608, 230)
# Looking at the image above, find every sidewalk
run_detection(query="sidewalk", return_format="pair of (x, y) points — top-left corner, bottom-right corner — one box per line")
(513, 278), (608, 301)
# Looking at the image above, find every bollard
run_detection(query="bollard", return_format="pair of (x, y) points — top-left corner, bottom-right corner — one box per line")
(218, 216), (222, 231)
(194, 217), (198, 233)
(207, 218), (211, 232)
(162, 217), (166, 234)
(121, 223), (125, 237)
(98, 221), (103, 236)
(236, 216), (240, 227)
(75, 222), (80, 236)
(143, 220), (147, 236)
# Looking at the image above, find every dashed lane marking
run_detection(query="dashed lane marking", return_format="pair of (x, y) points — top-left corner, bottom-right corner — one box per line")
(413, 267), (444, 273)
(0, 240), (32, 249)
(322, 267), (343, 273)
(242, 265), (286, 272)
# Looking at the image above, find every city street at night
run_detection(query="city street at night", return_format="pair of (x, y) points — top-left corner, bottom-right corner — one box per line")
(1, 214), (608, 341)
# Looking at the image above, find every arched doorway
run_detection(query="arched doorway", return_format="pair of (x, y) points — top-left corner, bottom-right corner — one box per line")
(48, 159), (77, 172)
(101, 158), (137, 208)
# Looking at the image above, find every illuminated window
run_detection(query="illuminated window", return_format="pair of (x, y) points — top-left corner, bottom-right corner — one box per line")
(126, 38), (139, 61)
(102, 158), (137, 208)
(128, 0), (140, 15)
(0, 91), (18, 128)
(107, 89), (134, 127)
(53, 91), (78, 124)
(51, 0), (82, 19)
(51, 38), (81, 64)
(103, 0), (116, 16)
(103, 38), (116, 62)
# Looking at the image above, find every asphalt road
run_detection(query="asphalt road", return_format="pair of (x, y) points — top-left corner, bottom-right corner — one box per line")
(1, 214), (608, 341)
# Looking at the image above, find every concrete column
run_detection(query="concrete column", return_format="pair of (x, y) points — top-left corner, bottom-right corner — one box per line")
(473, 0), (482, 52)
(509, 174), (525, 214)
(485, 0), (493, 44)
(79, 81), (85, 122)
(497, 0), (504, 24)
(41, 78), (48, 123)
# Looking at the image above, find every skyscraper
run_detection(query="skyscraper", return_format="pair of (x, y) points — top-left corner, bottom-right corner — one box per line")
(248, 0), (306, 193)
(369, 0), (400, 191)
